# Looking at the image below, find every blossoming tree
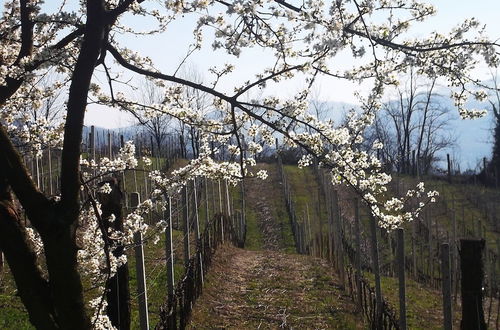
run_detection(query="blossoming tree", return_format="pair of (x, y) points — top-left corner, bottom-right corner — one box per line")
(0, 0), (498, 328)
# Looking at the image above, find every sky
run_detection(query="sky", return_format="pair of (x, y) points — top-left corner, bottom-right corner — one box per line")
(78, 1), (500, 169)
(84, 0), (500, 127)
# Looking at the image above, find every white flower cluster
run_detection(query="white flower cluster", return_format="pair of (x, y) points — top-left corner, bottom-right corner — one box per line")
(298, 154), (313, 168)
(25, 227), (44, 257)
(76, 202), (129, 323)
(89, 297), (116, 330)
(98, 183), (112, 194)
(458, 108), (488, 119)
(80, 141), (139, 180)
(365, 181), (439, 230)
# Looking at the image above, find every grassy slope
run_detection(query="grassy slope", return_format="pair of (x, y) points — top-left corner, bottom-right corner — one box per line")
(188, 162), (365, 329)
(282, 166), (482, 329)
(252, 163), (296, 252)
(6, 161), (498, 329)
(283, 165), (329, 238)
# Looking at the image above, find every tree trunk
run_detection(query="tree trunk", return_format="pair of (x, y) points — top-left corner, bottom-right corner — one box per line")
(460, 239), (486, 330)
(99, 178), (130, 330)
(0, 195), (58, 329)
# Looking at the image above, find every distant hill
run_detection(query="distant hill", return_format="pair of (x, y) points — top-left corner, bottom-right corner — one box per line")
(82, 97), (494, 172)
(319, 99), (493, 172)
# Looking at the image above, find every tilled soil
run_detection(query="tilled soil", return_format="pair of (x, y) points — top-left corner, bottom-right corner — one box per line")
(188, 245), (362, 329)
(188, 164), (363, 329)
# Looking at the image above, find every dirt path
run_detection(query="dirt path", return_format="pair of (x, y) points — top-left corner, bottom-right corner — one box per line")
(188, 245), (362, 329)
(188, 164), (363, 329)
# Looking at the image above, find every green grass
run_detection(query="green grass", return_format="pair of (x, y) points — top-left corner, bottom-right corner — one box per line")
(225, 182), (264, 251)
(364, 272), (462, 329)
(259, 164), (296, 252)
(282, 165), (330, 252)
(242, 207), (263, 250)
(284, 166), (328, 228)
(0, 273), (33, 330)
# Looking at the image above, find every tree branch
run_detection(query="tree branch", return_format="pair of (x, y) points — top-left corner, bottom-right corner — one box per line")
(14, 0), (34, 64)
(0, 26), (84, 106)
(60, 0), (107, 216)
(344, 26), (499, 53)
(106, 43), (234, 103)
(0, 181), (57, 329)
(0, 125), (49, 225)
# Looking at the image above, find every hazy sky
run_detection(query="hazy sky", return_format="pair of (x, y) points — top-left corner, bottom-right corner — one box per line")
(72, 1), (500, 170)
(83, 0), (500, 128)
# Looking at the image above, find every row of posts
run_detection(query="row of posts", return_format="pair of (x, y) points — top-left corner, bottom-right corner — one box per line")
(278, 156), (490, 329)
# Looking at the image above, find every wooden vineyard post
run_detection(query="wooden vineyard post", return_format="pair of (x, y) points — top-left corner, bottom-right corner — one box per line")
(306, 204), (312, 256)
(447, 153), (452, 183)
(120, 135), (127, 195)
(182, 185), (191, 267)
(426, 208), (432, 283)
(317, 187), (324, 259)
(397, 228), (407, 330)
(412, 150), (416, 176)
(460, 239), (486, 330)
(31, 153), (41, 190)
(297, 222), (302, 254)
(483, 157), (487, 179)
(143, 166), (149, 202)
(131, 192), (149, 330)
(108, 130), (112, 159)
(193, 179), (204, 284)
(217, 179), (223, 213)
(149, 135), (155, 170)
(369, 214), (383, 328)
(240, 178), (245, 243)
(218, 180), (224, 242)
(165, 196), (175, 318)
(132, 135), (138, 193)
(325, 179), (333, 263)
(225, 180), (231, 217)
(332, 190), (345, 286)
(354, 198), (362, 309)
(441, 243), (452, 330)
(387, 230), (394, 276)
(48, 146), (53, 195)
(90, 125), (96, 160)
(411, 218), (417, 278)
(205, 178), (211, 247)
(452, 209), (458, 303)
(240, 212), (245, 246)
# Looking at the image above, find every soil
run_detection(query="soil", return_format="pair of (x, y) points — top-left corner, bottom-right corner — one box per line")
(188, 164), (363, 329)
(188, 245), (362, 329)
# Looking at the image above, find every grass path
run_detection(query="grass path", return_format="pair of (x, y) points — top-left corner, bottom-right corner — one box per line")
(188, 246), (362, 329)
(188, 163), (364, 329)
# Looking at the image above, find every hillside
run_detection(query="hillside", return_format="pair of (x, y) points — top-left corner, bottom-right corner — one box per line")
(1, 161), (498, 329)
(188, 163), (365, 328)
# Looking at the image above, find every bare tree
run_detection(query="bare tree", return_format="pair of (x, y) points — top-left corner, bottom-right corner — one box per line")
(134, 78), (173, 159)
(369, 72), (456, 174)
(177, 68), (211, 159)
(487, 73), (500, 180)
